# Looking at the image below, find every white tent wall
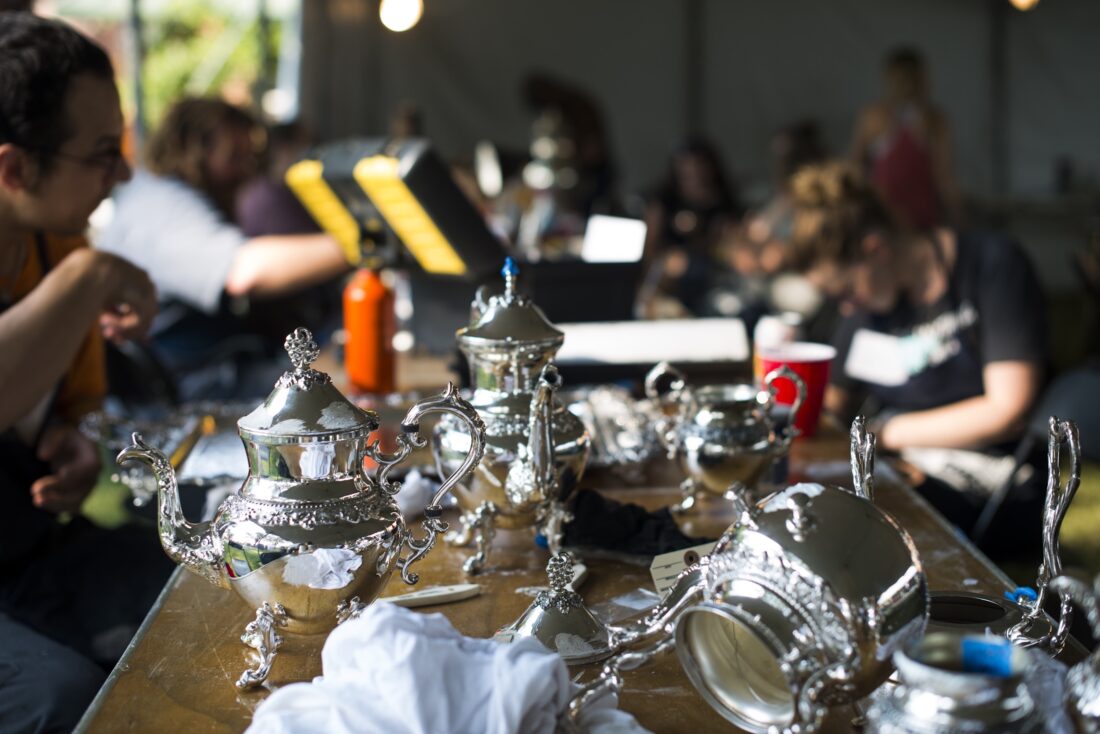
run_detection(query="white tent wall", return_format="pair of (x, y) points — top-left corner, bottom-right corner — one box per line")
(298, 0), (1100, 287)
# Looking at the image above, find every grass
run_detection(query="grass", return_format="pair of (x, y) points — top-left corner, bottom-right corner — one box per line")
(1058, 459), (1100, 577)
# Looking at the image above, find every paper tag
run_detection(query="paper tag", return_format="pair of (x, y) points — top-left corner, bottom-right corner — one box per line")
(844, 328), (908, 387)
(384, 583), (481, 608)
(649, 542), (716, 595)
(570, 562), (588, 591)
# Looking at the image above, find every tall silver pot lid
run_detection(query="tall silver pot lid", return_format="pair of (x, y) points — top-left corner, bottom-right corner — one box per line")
(458, 258), (563, 351)
(237, 328), (379, 445)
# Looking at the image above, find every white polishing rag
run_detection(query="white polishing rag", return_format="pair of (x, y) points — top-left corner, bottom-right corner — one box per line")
(246, 601), (649, 734)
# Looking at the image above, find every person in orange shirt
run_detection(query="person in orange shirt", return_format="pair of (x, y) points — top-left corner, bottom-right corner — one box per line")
(0, 14), (164, 733)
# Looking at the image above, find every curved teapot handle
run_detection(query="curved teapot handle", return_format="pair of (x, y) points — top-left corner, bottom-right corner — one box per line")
(763, 365), (806, 444)
(645, 362), (691, 460)
(393, 383), (487, 584)
(1008, 416), (1079, 653)
(849, 416), (876, 503)
(644, 361), (688, 402)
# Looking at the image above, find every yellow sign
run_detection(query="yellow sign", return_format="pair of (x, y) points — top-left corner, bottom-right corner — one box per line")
(285, 159), (362, 265)
(353, 155), (466, 275)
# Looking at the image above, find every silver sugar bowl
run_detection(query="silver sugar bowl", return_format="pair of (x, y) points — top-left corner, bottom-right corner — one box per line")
(118, 328), (486, 689)
(866, 633), (1043, 734)
(568, 418), (928, 734)
(433, 259), (590, 574)
(645, 360), (806, 513)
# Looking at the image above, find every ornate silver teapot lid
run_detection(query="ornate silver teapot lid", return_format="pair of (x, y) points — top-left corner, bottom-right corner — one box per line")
(494, 553), (613, 665)
(458, 258), (563, 352)
(238, 328), (378, 444)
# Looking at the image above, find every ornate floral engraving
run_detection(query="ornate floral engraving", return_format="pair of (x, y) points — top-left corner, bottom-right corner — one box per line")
(220, 492), (395, 529)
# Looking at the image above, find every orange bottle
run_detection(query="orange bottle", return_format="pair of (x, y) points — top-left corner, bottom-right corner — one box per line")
(343, 268), (396, 393)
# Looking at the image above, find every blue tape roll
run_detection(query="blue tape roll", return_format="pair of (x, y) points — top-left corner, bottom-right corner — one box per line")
(1004, 586), (1038, 604)
(960, 638), (1015, 677)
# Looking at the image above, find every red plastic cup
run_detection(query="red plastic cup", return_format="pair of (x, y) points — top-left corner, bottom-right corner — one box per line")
(758, 342), (836, 438)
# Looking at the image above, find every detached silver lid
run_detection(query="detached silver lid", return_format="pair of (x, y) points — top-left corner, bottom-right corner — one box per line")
(238, 328), (379, 444)
(494, 553), (613, 665)
(458, 258), (563, 351)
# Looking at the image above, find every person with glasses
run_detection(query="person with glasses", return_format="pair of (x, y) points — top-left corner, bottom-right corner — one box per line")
(0, 14), (170, 733)
(98, 97), (352, 401)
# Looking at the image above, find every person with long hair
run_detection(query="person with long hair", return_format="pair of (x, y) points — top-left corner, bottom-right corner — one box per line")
(99, 98), (350, 399)
(641, 138), (742, 316)
(790, 161), (1046, 555)
(851, 47), (962, 230)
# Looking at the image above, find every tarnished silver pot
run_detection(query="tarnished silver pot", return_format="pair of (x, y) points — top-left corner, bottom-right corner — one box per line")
(645, 360), (806, 513)
(118, 328), (486, 688)
(433, 259), (589, 573)
(568, 418), (928, 734)
(866, 633), (1043, 734)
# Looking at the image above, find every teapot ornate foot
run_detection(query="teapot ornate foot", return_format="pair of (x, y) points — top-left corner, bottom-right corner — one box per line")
(236, 602), (288, 689)
(444, 508), (478, 547)
(670, 478), (703, 515)
(462, 502), (499, 575)
(538, 500), (573, 556)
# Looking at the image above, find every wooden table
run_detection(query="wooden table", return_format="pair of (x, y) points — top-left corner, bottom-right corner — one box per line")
(74, 419), (1061, 734)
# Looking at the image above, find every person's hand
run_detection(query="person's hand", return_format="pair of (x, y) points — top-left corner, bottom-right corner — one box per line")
(94, 252), (157, 343)
(30, 423), (101, 513)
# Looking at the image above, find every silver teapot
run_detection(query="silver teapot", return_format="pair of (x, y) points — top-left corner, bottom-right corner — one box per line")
(866, 633), (1044, 733)
(118, 328), (486, 689)
(567, 418), (929, 734)
(645, 361), (806, 513)
(433, 259), (590, 574)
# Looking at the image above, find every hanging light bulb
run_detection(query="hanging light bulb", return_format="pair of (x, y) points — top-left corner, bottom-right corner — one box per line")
(379, 0), (423, 32)
(1008, 0), (1040, 10)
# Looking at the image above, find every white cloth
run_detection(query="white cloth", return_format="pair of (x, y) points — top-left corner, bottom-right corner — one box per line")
(97, 170), (245, 315)
(246, 602), (649, 734)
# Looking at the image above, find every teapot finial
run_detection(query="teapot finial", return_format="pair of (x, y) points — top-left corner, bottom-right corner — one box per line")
(276, 327), (331, 389)
(285, 327), (320, 370)
(536, 552), (582, 613)
(502, 257), (519, 302)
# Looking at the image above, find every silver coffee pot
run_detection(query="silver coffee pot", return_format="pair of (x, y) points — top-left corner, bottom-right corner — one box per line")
(566, 418), (929, 734)
(645, 361), (806, 513)
(118, 328), (487, 688)
(433, 259), (590, 574)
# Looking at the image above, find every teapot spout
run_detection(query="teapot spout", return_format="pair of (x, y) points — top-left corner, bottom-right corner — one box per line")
(506, 364), (561, 509)
(117, 433), (226, 588)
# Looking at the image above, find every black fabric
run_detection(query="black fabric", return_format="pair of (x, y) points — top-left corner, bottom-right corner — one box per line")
(0, 234), (61, 570)
(0, 435), (56, 571)
(831, 232), (1047, 413)
(563, 489), (714, 556)
(914, 461), (1044, 565)
(0, 518), (173, 668)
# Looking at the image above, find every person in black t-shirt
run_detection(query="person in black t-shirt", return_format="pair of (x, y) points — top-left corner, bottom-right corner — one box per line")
(787, 161), (1047, 555)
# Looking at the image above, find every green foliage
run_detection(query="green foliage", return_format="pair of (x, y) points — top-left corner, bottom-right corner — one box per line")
(139, 0), (281, 128)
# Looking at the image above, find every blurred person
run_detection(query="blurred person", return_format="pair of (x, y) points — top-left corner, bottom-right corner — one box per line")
(851, 47), (962, 230)
(99, 98), (351, 400)
(725, 121), (830, 336)
(234, 120), (342, 349)
(236, 121), (320, 237)
(0, 14), (170, 732)
(641, 138), (742, 317)
(789, 161), (1046, 556)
